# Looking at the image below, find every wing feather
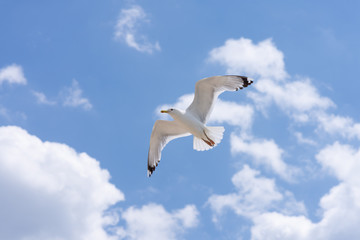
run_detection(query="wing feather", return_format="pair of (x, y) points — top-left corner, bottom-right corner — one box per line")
(148, 120), (190, 177)
(186, 75), (253, 123)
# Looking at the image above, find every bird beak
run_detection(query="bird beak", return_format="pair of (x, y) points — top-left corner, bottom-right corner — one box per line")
(160, 110), (168, 113)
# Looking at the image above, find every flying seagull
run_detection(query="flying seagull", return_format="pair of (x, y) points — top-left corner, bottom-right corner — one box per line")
(148, 75), (253, 177)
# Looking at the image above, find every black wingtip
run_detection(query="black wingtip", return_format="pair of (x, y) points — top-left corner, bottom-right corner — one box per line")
(147, 165), (156, 177)
(225, 75), (254, 91)
(239, 76), (253, 88)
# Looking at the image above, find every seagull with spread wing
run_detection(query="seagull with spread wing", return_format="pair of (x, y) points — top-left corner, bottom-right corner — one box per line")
(148, 75), (253, 177)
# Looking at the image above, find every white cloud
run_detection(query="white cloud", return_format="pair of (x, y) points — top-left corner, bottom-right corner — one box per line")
(316, 112), (360, 140)
(316, 142), (360, 185)
(251, 183), (360, 240)
(114, 5), (160, 54)
(62, 79), (92, 110)
(251, 213), (314, 240)
(231, 134), (298, 181)
(208, 165), (282, 219)
(0, 126), (200, 240)
(205, 36), (360, 239)
(0, 64), (27, 86)
(207, 165), (306, 222)
(33, 91), (57, 105)
(248, 77), (334, 121)
(211, 100), (254, 130)
(116, 203), (199, 240)
(294, 131), (317, 146)
(32, 80), (93, 110)
(208, 38), (288, 80)
(249, 142), (360, 240)
(0, 126), (124, 240)
(208, 142), (360, 240)
(208, 37), (334, 123)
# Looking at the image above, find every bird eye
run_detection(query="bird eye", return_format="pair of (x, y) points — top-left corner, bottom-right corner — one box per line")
(170, 108), (174, 111)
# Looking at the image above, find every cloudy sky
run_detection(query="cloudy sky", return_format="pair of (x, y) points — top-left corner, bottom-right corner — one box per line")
(1, 1), (360, 239)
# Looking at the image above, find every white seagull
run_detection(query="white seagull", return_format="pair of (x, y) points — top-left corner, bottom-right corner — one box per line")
(148, 75), (253, 177)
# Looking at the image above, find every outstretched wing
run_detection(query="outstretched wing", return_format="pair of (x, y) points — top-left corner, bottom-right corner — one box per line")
(148, 120), (190, 177)
(186, 75), (253, 123)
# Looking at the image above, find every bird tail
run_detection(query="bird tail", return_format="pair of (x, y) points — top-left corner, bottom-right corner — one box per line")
(193, 126), (225, 151)
(206, 126), (225, 145)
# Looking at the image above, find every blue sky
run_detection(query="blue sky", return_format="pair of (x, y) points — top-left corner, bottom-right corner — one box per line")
(1, 1), (360, 239)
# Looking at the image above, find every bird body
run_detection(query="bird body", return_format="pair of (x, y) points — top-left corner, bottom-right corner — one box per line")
(167, 109), (205, 140)
(148, 75), (253, 177)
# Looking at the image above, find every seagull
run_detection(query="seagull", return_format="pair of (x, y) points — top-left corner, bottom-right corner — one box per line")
(148, 75), (253, 177)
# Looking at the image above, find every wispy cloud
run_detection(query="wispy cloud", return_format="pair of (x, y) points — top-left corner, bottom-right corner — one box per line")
(0, 64), (27, 86)
(32, 91), (57, 105)
(114, 5), (160, 54)
(294, 132), (317, 145)
(61, 80), (92, 110)
(0, 106), (10, 120)
(0, 105), (27, 123)
(32, 80), (92, 110)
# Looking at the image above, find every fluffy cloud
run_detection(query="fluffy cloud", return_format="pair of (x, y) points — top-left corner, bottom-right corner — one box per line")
(248, 78), (334, 121)
(208, 38), (287, 80)
(211, 100), (254, 130)
(250, 143), (360, 240)
(116, 204), (199, 240)
(0, 126), (200, 240)
(209, 37), (334, 123)
(207, 165), (306, 221)
(316, 142), (360, 185)
(0, 126), (124, 240)
(231, 134), (298, 181)
(209, 142), (360, 240)
(62, 79), (92, 110)
(0, 64), (27, 86)
(251, 213), (314, 240)
(205, 36), (360, 239)
(315, 112), (360, 140)
(114, 5), (160, 54)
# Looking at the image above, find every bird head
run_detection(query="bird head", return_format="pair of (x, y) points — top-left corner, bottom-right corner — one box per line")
(160, 108), (175, 114)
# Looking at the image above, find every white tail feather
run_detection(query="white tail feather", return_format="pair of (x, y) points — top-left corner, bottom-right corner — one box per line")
(193, 136), (212, 151)
(193, 126), (225, 151)
(206, 126), (225, 145)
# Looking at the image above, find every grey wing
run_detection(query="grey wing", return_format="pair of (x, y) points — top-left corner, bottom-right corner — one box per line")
(186, 75), (253, 123)
(148, 120), (190, 177)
